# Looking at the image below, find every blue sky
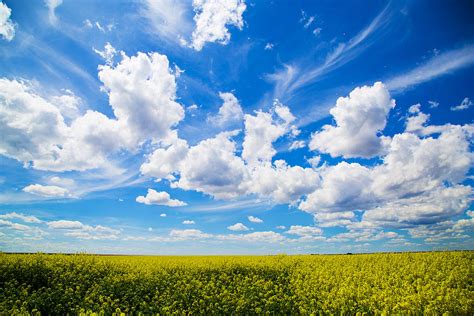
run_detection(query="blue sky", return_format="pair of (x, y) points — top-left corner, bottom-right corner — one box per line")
(0, 0), (473, 255)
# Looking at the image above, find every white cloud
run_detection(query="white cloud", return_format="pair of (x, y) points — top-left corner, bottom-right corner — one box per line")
(136, 189), (187, 207)
(405, 108), (429, 134)
(408, 103), (421, 113)
(208, 92), (243, 126)
(93, 42), (117, 66)
(0, 79), (69, 169)
(314, 211), (355, 227)
(247, 215), (263, 223)
(289, 140), (305, 151)
(313, 27), (322, 36)
(386, 45), (474, 92)
(141, 104), (317, 204)
(371, 126), (472, 200)
(169, 229), (211, 240)
(50, 90), (82, 121)
(0, 2), (16, 41)
(451, 97), (472, 111)
(0, 219), (30, 231)
(182, 220), (195, 225)
(250, 160), (319, 204)
(172, 131), (250, 199)
(48, 176), (75, 187)
(362, 186), (471, 228)
(405, 211), (474, 243)
(264, 43), (273, 50)
(47, 220), (83, 229)
(98, 52), (185, 144)
(187, 104), (199, 111)
(23, 184), (70, 198)
(309, 82), (395, 158)
(303, 16), (315, 29)
(428, 100), (439, 108)
(219, 231), (285, 243)
(227, 222), (249, 231)
(0, 212), (42, 223)
(301, 117), (473, 229)
(307, 156), (321, 168)
(44, 0), (63, 25)
(242, 101), (296, 166)
(47, 220), (120, 240)
(329, 229), (399, 242)
(140, 137), (189, 180)
(160, 213), (167, 217)
(189, 0), (246, 51)
(299, 162), (372, 213)
(0, 51), (184, 173)
(276, 225), (286, 230)
(286, 225), (322, 237)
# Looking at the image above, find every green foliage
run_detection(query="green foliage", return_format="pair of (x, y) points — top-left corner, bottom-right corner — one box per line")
(0, 252), (472, 315)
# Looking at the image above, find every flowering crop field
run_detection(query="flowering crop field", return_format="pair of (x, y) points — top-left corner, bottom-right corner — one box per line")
(0, 252), (472, 315)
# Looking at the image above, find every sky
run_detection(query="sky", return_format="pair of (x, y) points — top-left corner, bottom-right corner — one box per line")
(0, 0), (473, 255)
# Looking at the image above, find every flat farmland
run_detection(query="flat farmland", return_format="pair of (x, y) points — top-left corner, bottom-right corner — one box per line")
(0, 251), (472, 315)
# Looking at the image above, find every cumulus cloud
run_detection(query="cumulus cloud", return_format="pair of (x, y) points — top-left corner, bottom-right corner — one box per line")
(314, 211), (356, 227)
(50, 90), (82, 121)
(247, 215), (263, 223)
(208, 92), (243, 126)
(242, 101), (296, 167)
(140, 137), (189, 180)
(136, 78), (471, 241)
(172, 131), (250, 199)
(141, 104), (317, 204)
(189, 0), (246, 51)
(362, 186), (471, 228)
(299, 162), (372, 213)
(309, 82), (395, 158)
(306, 156), (321, 168)
(0, 51), (184, 172)
(250, 160), (319, 204)
(98, 51), (185, 143)
(23, 184), (70, 198)
(0, 2), (16, 41)
(0, 79), (69, 169)
(182, 220), (195, 225)
(301, 118), (473, 230)
(136, 189), (187, 207)
(227, 222), (249, 231)
(451, 97), (472, 111)
(160, 213), (167, 217)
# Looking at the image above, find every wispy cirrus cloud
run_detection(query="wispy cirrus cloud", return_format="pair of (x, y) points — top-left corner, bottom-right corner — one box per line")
(386, 45), (474, 92)
(268, 3), (394, 100)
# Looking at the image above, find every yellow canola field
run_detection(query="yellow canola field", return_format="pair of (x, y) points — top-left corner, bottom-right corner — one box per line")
(0, 251), (472, 315)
